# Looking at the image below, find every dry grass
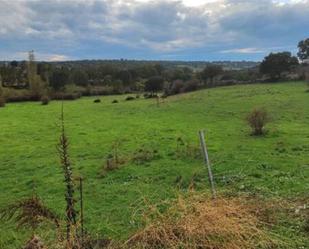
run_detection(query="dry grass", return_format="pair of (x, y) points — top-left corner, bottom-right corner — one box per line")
(122, 193), (283, 249)
(0, 196), (60, 231)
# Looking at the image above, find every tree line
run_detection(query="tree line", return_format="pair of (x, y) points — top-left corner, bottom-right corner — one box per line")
(0, 38), (308, 105)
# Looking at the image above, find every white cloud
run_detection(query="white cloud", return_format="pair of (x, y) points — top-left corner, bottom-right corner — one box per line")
(221, 48), (265, 54)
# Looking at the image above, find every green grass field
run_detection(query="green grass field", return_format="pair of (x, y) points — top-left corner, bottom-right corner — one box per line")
(0, 82), (308, 248)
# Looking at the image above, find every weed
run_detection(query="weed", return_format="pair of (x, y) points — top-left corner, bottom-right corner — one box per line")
(246, 107), (270, 135)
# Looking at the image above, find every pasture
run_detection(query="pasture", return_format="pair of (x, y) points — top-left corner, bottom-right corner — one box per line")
(0, 82), (308, 248)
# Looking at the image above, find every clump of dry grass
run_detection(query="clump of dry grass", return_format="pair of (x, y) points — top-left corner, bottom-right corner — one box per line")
(124, 193), (282, 249)
(23, 235), (47, 249)
(0, 195), (60, 231)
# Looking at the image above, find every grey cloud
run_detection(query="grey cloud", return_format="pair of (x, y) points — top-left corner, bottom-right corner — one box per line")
(0, 0), (308, 58)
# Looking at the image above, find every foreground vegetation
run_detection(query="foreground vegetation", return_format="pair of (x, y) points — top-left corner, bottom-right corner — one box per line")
(0, 82), (308, 248)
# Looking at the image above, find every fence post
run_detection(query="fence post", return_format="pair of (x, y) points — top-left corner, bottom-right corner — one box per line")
(198, 130), (216, 198)
(79, 177), (84, 245)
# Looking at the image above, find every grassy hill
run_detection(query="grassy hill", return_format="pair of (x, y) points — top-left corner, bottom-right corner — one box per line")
(0, 82), (308, 248)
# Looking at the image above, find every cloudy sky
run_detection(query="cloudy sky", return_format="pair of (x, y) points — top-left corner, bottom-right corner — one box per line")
(0, 0), (308, 61)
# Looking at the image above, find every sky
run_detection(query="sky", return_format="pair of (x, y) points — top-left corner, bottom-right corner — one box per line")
(0, 0), (308, 61)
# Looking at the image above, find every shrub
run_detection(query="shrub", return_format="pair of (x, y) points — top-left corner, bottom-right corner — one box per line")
(0, 96), (5, 107)
(51, 92), (81, 100)
(165, 80), (184, 96)
(41, 95), (50, 105)
(112, 99), (119, 104)
(132, 147), (160, 165)
(182, 79), (200, 92)
(246, 108), (270, 135)
(125, 96), (135, 101)
(93, 99), (101, 103)
(3, 88), (35, 102)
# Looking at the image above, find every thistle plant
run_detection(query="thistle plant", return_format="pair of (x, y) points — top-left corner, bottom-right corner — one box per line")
(57, 103), (77, 246)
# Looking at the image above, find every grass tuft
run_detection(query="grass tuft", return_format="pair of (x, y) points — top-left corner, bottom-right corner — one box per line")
(124, 193), (284, 249)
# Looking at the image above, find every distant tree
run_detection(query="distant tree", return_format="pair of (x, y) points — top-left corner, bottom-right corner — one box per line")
(71, 70), (89, 86)
(144, 76), (164, 95)
(0, 75), (5, 107)
(297, 38), (309, 62)
(154, 64), (164, 75)
(201, 65), (223, 87)
(163, 67), (193, 82)
(117, 70), (132, 87)
(103, 75), (113, 85)
(49, 69), (70, 91)
(10, 61), (18, 67)
(27, 51), (46, 99)
(260, 52), (298, 80)
(136, 65), (158, 78)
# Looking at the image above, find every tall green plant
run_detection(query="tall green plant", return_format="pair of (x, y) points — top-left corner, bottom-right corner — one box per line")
(57, 103), (77, 246)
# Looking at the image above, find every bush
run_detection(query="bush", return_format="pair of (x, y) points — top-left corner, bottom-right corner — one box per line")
(165, 80), (184, 95)
(0, 96), (5, 107)
(51, 92), (81, 100)
(125, 96), (135, 101)
(132, 148), (160, 165)
(41, 95), (50, 105)
(3, 88), (36, 102)
(112, 99), (119, 104)
(93, 99), (101, 103)
(246, 108), (270, 135)
(182, 79), (200, 92)
(164, 79), (201, 96)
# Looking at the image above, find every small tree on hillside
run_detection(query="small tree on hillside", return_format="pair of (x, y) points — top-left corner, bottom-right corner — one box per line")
(246, 108), (270, 136)
(259, 52), (299, 80)
(27, 51), (46, 99)
(144, 76), (164, 96)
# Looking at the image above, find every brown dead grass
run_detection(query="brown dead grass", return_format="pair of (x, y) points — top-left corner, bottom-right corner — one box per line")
(122, 193), (283, 249)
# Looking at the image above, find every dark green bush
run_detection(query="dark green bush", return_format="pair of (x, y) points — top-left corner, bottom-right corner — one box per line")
(125, 96), (135, 101)
(51, 92), (81, 100)
(41, 95), (50, 105)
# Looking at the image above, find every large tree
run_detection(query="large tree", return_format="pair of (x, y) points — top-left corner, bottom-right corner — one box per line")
(71, 70), (89, 87)
(49, 69), (70, 91)
(297, 38), (309, 62)
(259, 52), (298, 80)
(144, 76), (164, 95)
(200, 65), (223, 87)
